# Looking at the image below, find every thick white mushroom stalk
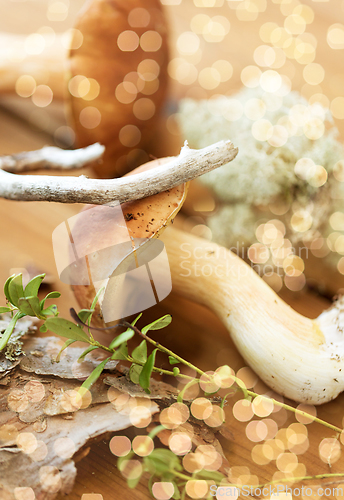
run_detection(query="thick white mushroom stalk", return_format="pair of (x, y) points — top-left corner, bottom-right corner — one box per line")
(161, 227), (344, 405)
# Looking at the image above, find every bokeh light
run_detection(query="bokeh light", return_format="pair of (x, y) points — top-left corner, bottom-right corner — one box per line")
(152, 482), (175, 500)
(14, 488), (35, 500)
(132, 435), (154, 456)
(190, 397), (213, 420)
(110, 436), (132, 457)
(319, 438), (341, 464)
(233, 400), (254, 422)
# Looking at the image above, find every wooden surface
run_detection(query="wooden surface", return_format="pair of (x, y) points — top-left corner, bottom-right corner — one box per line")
(1, 0), (344, 499)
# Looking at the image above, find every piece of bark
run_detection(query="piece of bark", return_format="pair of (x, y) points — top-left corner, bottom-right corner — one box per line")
(0, 335), (231, 499)
(104, 372), (179, 400)
(0, 316), (38, 378)
(19, 336), (119, 380)
(0, 336), (162, 499)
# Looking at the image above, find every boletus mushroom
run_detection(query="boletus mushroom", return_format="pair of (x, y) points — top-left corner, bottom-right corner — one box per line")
(70, 158), (344, 406)
(67, 0), (170, 178)
(68, 157), (188, 327)
(1, 140), (343, 405)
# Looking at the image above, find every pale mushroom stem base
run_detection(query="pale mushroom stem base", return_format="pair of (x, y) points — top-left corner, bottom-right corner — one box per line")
(161, 227), (344, 405)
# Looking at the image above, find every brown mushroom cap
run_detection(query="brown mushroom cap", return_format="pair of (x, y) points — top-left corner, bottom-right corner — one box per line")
(71, 157), (188, 326)
(67, 0), (169, 178)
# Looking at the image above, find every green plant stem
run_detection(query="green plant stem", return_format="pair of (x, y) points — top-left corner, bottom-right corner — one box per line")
(255, 473), (344, 489)
(0, 310), (23, 351)
(245, 390), (343, 434)
(172, 471), (197, 482)
(122, 321), (205, 377)
(123, 323), (344, 435)
(93, 339), (199, 381)
(93, 341), (113, 353)
(171, 472), (344, 491)
(197, 473), (344, 494)
(128, 354), (194, 380)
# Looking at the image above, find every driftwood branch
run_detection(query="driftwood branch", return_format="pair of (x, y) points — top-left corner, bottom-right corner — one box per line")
(0, 140), (238, 205)
(0, 143), (105, 173)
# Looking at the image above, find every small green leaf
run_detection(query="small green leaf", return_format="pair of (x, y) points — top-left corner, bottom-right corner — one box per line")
(41, 304), (58, 318)
(220, 392), (234, 410)
(90, 286), (104, 311)
(8, 275), (24, 307)
(131, 340), (147, 363)
(139, 349), (158, 393)
(24, 274), (45, 298)
(142, 315), (172, 335)
(236, 378), (249, 400)
(40, 323), (48, 333)
(0, 311), (24, 351)
(75, 288), (104, 328)
(118, 452), (134, 471)
(109, 329), (135, 349)
(143, 449), (181, 475)
(18, 296), (42, 317)
(177, 379), (199, 403)
(44, 318), (90, 342)
(195, 470), (225, 482)
(169, 356), (179, 365)
(148, 424), (166, 440)
(56, 339), (76, 362)
(127, 473), (142, 489)
(0, 307), (11, 314)
(172, 481), (181, 500)
(148, 476), (155, 497)
(78, 345), (99, 362)
(173, 367), (180, 376)
(111, 342), (128, 361)
(108, 313), (142, 350)
(80, 357), (110, 391)
(77, 308), (95, 325)
(4, 275), (15, 303)
(129, 363), (142, 384)
(204, 391), (219, 397)
(40, 291), (61, 309)
(130, 312), (142, 326)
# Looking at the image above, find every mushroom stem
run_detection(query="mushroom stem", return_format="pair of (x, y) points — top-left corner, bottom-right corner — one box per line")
(0, 140), (238, 204)
(161, 227), (344, 405)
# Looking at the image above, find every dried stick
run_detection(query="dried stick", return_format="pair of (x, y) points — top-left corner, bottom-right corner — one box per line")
(0, 143), (105, 173)
(0, 140), (238, 205)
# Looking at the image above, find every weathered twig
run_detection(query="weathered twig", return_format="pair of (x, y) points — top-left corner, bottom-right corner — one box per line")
(0, 143), (105, 173)
(0, 140), (238, 205)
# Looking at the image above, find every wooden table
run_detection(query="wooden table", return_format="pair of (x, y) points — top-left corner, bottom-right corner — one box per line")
(1, 1), (344, 499)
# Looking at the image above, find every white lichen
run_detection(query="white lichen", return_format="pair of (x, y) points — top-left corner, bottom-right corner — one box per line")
(178, 87), (344, 263)
(179, 88), (343, 206)
(207, 204), (256, 249)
